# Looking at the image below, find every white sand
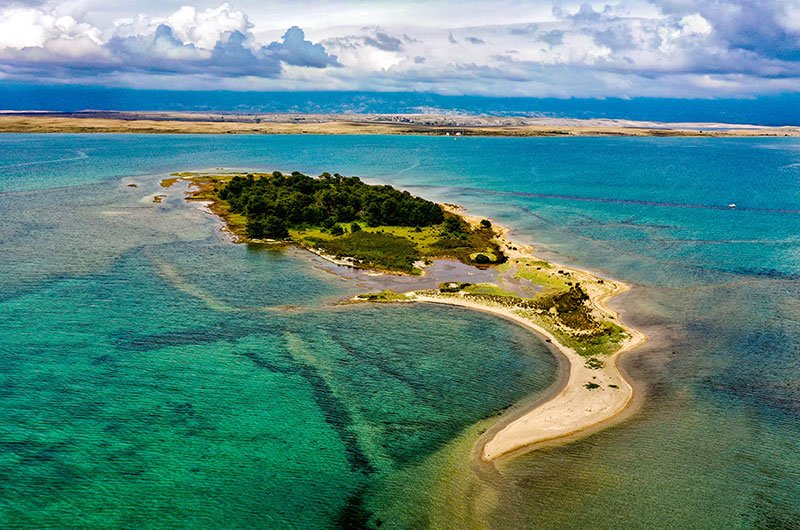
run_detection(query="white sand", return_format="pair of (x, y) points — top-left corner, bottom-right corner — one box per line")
(407, 209), (647, 460)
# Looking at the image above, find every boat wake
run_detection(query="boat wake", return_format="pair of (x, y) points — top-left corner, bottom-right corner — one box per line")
(0, 150), (89, 169)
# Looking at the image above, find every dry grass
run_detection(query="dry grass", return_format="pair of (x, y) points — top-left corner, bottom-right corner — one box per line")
(2, 115), (798, 137)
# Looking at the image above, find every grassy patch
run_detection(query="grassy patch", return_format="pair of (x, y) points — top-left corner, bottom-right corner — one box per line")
(462, 283), (518, 297)
(304, 230), (421, 273)
(428, 216), (505, 266)
(516, 310), (627, 357)
(354, 290), (408, 302)
(160, 177), (179, 188)
(510, 258), (570, 292)
(438, 282), (472, 293)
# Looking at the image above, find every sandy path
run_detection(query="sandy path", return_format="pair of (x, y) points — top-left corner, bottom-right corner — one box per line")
(401, 209), (648, 460)
(409, 293), (644, 460)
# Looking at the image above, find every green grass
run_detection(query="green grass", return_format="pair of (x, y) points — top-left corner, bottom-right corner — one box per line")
(585, 357), (605, 369)
(354, 290), (409, 302)
(302, 230), (421, 273)
(362, 224), (442, 250)
(515, 310), (627, 357)
(462, 283), (518, 297)
(508, 258), (570, 292)
(428, 222), (504, 265)
(291, 220), (506, 273)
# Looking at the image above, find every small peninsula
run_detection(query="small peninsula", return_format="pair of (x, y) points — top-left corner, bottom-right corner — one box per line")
(174, 170), (645, 461)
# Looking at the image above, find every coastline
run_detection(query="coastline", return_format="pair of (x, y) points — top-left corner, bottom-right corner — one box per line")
(415, 292), (643, 461)
(393, 216), (646, 461)
(178, 172), (647, 462)
(2, 112), (799, 137)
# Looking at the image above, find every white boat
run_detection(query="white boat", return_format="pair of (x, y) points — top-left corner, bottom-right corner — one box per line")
(728, 203), (737, 209)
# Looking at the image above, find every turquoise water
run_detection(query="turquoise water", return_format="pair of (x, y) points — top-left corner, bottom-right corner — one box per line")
(1, 134), (799, 528)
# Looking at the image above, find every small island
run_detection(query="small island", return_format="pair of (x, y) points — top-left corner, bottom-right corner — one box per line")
(180, 170), (505, 274)
(170, 170), (645, 461)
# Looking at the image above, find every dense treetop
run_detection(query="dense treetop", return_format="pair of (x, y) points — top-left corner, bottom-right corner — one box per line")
(218, 171), (444, 239)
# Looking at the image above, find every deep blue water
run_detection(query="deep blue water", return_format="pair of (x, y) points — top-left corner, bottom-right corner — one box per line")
(0, 133), (799, 528)
(3, 84), (800, 125)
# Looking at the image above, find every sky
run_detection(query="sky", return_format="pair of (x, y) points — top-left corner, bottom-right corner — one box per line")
(0, 0), (799, 98)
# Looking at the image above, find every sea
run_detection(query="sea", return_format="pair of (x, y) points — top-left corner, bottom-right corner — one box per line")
(0, 133), (798, 529)
(4, 85), (800, 126)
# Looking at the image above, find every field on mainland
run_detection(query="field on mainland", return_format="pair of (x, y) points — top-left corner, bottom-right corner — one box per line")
(3, 112), (800, 137)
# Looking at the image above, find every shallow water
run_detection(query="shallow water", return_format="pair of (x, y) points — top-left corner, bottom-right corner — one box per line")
(1, 134), (799, 528)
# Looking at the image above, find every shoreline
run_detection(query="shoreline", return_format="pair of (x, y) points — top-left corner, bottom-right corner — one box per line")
(3, 112), (799, 137)
(393, 220), (646, 461)
(416, 292), (643, 461)
(177, 172), (647, 461)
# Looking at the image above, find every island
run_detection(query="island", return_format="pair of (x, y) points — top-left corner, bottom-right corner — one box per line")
(181, 170), (505, 274)
(171, 170), (645, 461)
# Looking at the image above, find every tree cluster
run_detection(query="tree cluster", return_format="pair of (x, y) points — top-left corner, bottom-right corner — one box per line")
(218, 171), (444, 239)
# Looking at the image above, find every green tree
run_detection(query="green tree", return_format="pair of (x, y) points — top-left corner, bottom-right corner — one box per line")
(246, 215), (288, 239)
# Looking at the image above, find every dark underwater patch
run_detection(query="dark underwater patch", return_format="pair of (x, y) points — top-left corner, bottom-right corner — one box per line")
(238, 346), (374, 476)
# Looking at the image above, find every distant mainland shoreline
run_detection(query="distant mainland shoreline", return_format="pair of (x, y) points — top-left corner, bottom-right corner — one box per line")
(2, 110), (799, 137)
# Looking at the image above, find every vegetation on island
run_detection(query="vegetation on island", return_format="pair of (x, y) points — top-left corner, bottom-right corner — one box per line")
(219, 171), (445, 238)
(414, 258), (627, 357)
(184, 171), (505, 273)
(352, 290), (409, 302)
(177, 170), (626, 359)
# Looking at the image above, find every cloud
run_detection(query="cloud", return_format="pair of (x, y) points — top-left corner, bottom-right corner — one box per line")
(0, 1), (800, 98)
(265, 26), (339, 67)
(0, 5), (338, 79)
(0, 7), (101, 49)
(165, 3), (251, 49)
(540, 29), (564, 47)
(363, 32), (403, 52)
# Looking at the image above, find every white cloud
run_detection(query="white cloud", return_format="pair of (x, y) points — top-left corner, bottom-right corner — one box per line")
(679, 13), (713, 36)
(0, 7), (102, 49)
(0, 1), (799, 98)
(110, 3), (252, 49)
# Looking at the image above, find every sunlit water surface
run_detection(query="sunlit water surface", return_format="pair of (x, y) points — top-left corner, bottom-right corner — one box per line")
(1, 134), (798, 528)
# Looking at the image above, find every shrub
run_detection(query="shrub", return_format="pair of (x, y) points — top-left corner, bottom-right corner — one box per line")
(246, 215), (288, 240)
(585, 357), (605, 370)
